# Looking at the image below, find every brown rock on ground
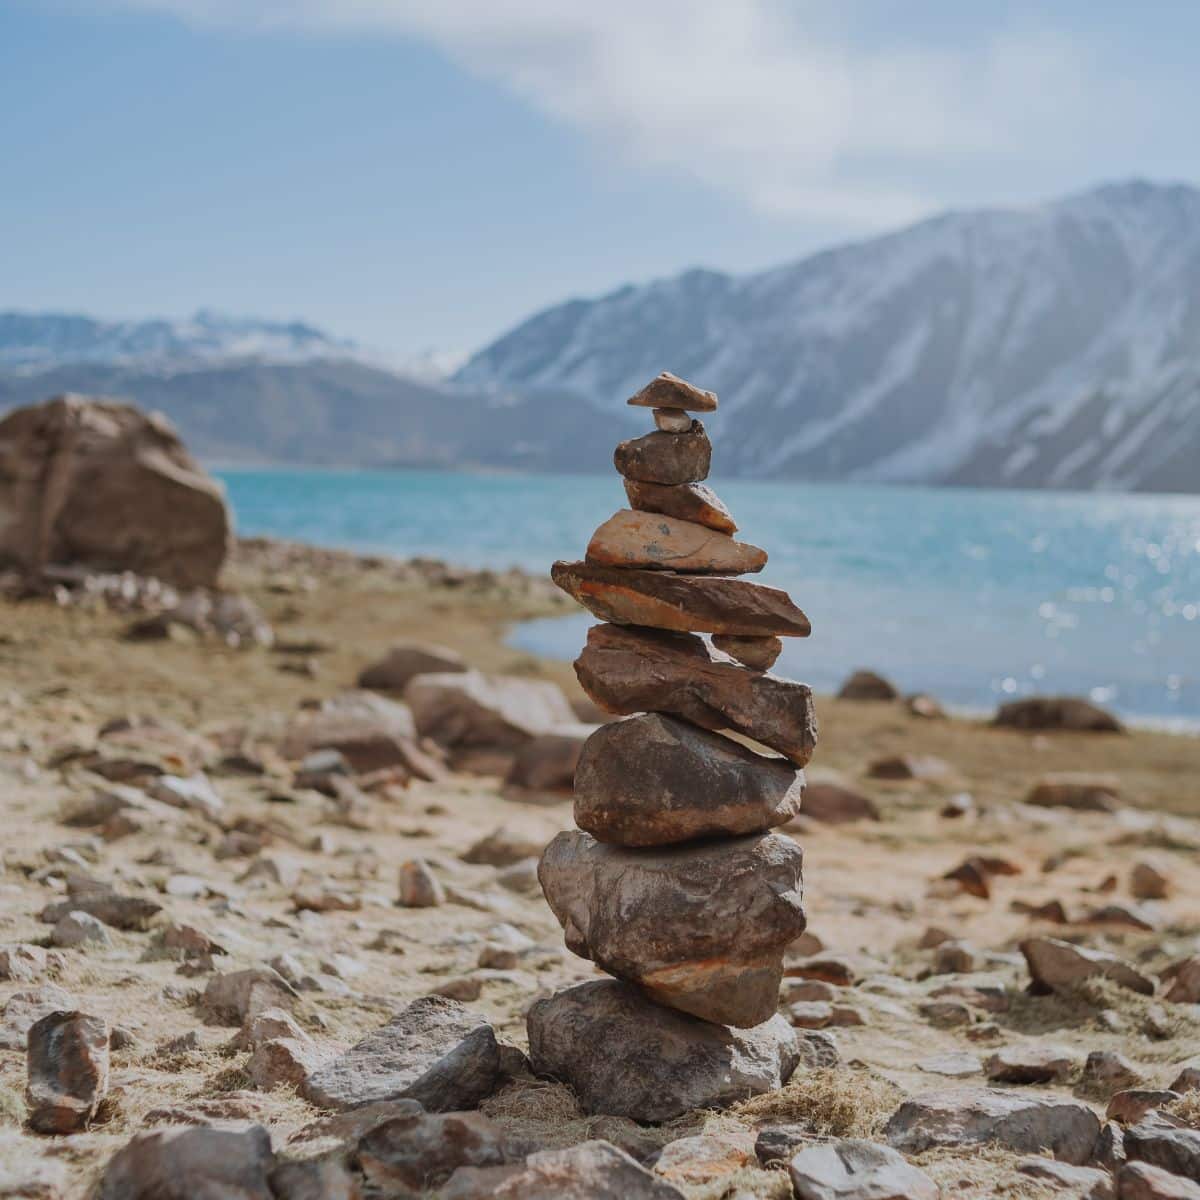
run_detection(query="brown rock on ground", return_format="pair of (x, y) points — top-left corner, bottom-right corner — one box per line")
(503, 725), (593, 792)
(613, 422), (712, 486)
(25, 1010), (110, 1134)
(553, 559), (810, 638)
(1119, 1161), (1200, 1198)
(0, 395), (231, 587)
(574, 624), (817, 766)
(357, 642), (467, 691)
(586, 509), (766, 575)
(538, 829), (806, 1026)
(837, 669), (900, 701)
(623, 479), (737, 534)
(626, 371), (718, 413)
(1027, 772), (1121, 811)
(1021, 937), (1155, 996)
(995, 696), (1125, 733)
(573, 714), (804, 846)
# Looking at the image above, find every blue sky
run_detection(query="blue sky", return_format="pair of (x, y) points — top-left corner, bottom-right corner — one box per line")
(3, 1), (1200, 359)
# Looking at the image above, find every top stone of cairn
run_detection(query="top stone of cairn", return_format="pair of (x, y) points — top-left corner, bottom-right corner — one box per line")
(627, 371), (718, 413)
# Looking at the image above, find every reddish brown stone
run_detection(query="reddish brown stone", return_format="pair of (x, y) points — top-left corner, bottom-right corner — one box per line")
(552, 561), (810, 638)
(573, 624), (817, 767)
(26, 1010), (110, 1134)
(712, 634), (782, 670)
(626, 371), (718, 413)
(586, 510), (766, 575)
(613, 422), (711, 486)
(624, 479), (737, 534)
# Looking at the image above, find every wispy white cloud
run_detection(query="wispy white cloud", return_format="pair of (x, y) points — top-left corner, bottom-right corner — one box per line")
(103, 0), (1147, 227)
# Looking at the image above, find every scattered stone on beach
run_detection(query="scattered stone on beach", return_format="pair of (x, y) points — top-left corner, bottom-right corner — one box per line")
(1107, 1091), (1182, 1126)
(907, 692), (947, 719)
(1027, 772), (1122, 811)
(1163, 957), (1200, 1003)
(357, 1110), (515, 1194)
(837, 669), (900, 701)
(303, 996), (501, 1112)
(404, 670), (576, 753)
(788, 1139), (939, 1200)
(586, 509), (766, 575)
(793, 770), (880, 824)
(0, 944), (49, 982)
(711, 633), (782, 670)
(1082, 1051), (1145, 1095)
(442, 1139), (686, 1200)
(884, 1087), (1102, 1165)
(25, 1010), (110, 1134)
(40, 890), (162, 932)
(148, 771), (225, 820)
(623, 478), (737, 534)
(358, 641), (467, 691)
(0, 985), (78, 1051)
(526, 979), (799, 1122)
(201, 968), (298, 1025)
(613, 421), (711, 485)
(984, 1043), (1077, 1084)
(398, 858), (446, 908)
(574, 623), (817, 766)
(572, 714), (804, 846)
(1123, 1122), (1200, 1184)
(994, 695), (1125, 733)
(96, 1125), (276, 1200)
(1016, 1159), (1116, 1199)
(1021, 937), (1155, 996)
(504, 725), (593, 792)
(0, 394), (231, 587)
(1131, 860), (1172, 900)
(462, 826), (547, 867)
(1119, 1162), (1200, 1199)
(51, 910), (111, 949)
(627, 371), (719, 413)
(538, 829), (806, 1026)
(553, 559), (810, 638)
(868, 752), (954, 781)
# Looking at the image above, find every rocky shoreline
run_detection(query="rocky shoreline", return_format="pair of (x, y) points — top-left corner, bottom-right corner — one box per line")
(2, 531), (1200, 1198)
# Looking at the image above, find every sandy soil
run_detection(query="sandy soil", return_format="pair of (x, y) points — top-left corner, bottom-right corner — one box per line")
(2, 538), (1199, 1198)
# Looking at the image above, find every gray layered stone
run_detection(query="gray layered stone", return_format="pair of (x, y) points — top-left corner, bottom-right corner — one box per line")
(885, 1087), (1101, 1165)
(538, 830), (806, 1026)
(527, 980), (799, 1122)
(442, 1139), (685, 1199)
(574, 624), (817, 767)
(573, 714), (804, 846)
(613, 421), (711, 486)
(304, 996), (501, 1112)
(788, 1139), (939, 1200)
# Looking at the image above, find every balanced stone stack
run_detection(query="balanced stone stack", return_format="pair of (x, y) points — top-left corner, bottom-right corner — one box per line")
(528, 372), (819, 1122)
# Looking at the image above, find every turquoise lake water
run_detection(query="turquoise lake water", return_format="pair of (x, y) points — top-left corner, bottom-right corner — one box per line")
(216, 468), (1200, 729)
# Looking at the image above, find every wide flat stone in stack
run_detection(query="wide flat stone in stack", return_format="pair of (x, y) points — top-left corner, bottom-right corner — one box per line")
(531, 371), (818, 1120)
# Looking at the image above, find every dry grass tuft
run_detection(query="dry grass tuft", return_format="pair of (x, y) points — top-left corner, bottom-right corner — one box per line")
(913, 1144), (1065, 1199)
(680, 1165), (793, 1200)
(480, 1079), (583, 1125)
(1166, 1090), (1200, 1129)
(0, 1084), (25, 1127)
(731, 1068), (901, 1138)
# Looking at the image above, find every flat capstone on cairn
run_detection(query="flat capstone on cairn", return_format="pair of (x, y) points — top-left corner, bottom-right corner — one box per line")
(528, 371), (820, 1122)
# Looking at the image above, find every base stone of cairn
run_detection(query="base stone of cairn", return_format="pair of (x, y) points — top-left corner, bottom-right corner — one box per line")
(532, 371), (818, 1119)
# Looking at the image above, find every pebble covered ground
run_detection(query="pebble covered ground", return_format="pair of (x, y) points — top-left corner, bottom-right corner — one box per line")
(2, 539), (1200, 1198)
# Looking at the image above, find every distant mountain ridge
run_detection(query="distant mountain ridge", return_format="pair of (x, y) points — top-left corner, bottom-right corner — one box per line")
(457, 180), (1200, 493)
(3, 180), (1199, 490)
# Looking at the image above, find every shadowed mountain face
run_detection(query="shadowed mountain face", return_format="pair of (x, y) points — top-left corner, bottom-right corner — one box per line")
(3, 182), (1198, 490)
(458, 181), (1200, 492)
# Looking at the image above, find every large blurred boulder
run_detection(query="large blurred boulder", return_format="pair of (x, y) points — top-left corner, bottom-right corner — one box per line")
(994, 695), (1124, 733)
(0, 395), (231, 587)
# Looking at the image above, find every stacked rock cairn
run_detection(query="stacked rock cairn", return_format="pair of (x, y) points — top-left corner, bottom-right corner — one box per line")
(527, 372), (819, 1122)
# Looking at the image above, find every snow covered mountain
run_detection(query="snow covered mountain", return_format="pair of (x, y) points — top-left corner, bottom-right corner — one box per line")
(0, 309), (362, 373)
(458, 181), (1200, 492)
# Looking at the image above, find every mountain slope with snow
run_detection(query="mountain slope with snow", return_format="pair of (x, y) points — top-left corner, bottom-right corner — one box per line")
(457, 181), (1200, 492)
